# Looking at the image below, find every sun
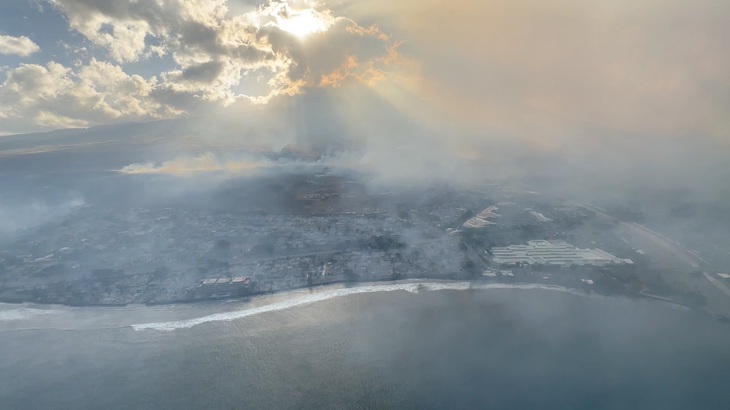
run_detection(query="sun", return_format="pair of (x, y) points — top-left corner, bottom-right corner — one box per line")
(277, 9), (332, 38)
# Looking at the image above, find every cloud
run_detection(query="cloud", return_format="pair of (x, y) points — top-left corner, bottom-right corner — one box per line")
(181, 61), (226, 83)
(44, 0), (393, 88)
(118, 152), (272, 176)
(260, 15), (394, 94)
(0, 35), (41, 56)
(0, 0), (397, 133)
(5, 0), (727, 168)
(0, 59), (166, 134)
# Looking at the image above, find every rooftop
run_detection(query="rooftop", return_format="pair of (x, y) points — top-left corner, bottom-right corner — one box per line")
(492, 240), (630, 266)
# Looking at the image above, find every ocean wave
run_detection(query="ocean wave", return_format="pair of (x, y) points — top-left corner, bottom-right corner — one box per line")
(131, 282), (585, 332)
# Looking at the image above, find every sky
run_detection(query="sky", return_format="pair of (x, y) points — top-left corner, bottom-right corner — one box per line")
(0, 0), (729, 186)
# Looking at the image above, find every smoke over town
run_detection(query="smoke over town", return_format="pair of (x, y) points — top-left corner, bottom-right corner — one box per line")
(1, 1), (730, 409)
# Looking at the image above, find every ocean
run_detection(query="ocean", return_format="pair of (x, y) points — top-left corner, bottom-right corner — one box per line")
(1, 282), (730, 409)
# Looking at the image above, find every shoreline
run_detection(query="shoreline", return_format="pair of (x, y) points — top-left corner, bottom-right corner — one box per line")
(130, 279), (699, 332)
(0, 280), (590, 331)
(0, 277), (693, 312)
(129, 281), (588, 332)
(0, 279), (701, 333)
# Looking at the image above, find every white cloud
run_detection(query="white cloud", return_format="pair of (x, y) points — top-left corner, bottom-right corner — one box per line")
(0, 0), (398, 133)
(0, 35), (41, 56)
(45, 0), (394, 92)
(0, 59), (166, 133)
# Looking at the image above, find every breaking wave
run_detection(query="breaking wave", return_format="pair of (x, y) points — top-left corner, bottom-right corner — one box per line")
(131, 281), (585, 332)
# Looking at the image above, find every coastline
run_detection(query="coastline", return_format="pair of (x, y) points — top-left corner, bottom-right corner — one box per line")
(130, 279), (696, 332)
(0, 279), (699, 333)
(1, 279), (578, 311)
(130, 281), (585, 332)
(1, 275), (692, 310)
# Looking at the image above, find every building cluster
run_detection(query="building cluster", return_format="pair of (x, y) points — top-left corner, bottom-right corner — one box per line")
(0, 201), (468, 304)
(0, 189), (639, 307)
(197, 276), (253, 298)
(491, 240), (632, 267)
(463, 206), (501, 229)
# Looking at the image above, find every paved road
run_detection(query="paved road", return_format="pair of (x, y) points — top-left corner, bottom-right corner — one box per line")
(703, 272), (730, 299)
(583, 204), (730, 315)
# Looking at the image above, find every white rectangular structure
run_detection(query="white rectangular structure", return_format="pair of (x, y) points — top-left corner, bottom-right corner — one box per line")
(491, 240), (628, 266)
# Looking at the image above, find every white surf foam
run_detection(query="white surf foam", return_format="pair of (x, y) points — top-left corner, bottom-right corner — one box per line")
(131, 282), (584, 332)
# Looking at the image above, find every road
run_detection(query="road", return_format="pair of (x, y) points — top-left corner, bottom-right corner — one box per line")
(703, 272), (730, 299)
(583, 204), (730, 315)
